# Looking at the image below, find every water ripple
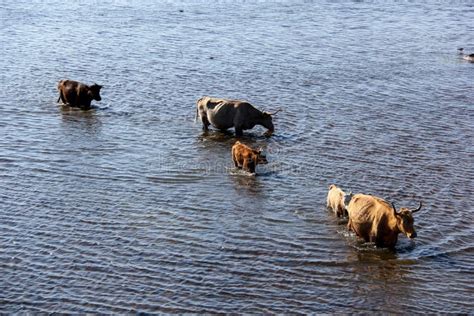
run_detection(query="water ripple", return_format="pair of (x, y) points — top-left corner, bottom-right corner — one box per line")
(1, 0), (473, 314)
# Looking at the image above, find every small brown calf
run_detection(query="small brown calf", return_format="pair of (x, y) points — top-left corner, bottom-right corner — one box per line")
(326, 184), (349, 217)
(231, 141), (268, 174)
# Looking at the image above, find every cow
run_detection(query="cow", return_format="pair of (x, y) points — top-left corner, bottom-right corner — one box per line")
(57, 80), (102, 109)
(458, 48), (474, 62)
(346, 193), (422, 248)
(326, 184), (351, 217)
(463, 54), (474, 62)
(196, 96), (280, 136)
(231, 141), (268, 174)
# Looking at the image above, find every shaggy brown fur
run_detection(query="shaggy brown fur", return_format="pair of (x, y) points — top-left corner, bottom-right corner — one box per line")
(231, 141), (268, 174)
(347, 194), (422, 248)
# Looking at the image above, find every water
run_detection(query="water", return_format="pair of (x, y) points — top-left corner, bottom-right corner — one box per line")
(1, 0), (473, 313)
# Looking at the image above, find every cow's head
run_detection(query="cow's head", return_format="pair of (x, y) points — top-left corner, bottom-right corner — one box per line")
(343, 191), (353, 212)
(245, 148), (268, 174)
(261, 109), (281, 136)
(392, 202), (422, 239)
(89, 84), (102, 101)
(253, 147), (268, 165)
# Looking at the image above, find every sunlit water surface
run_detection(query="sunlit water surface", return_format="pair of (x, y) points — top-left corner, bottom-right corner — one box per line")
(1, 1), (473, 313)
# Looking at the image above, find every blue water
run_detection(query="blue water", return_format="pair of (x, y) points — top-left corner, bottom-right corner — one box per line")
(1, 1), (473, 313)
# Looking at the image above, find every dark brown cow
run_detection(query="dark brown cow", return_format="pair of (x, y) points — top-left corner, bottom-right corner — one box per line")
(231, 141), (268, 174)
(346, 194), (422, 248)
(196, 96), (280, 136)
(458, 48), (474, 62)
(463, 54), (474, 62)
(57, 80), (102, 109)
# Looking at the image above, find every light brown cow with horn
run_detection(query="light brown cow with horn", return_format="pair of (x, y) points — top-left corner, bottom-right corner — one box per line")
(346, 194), (422, 248)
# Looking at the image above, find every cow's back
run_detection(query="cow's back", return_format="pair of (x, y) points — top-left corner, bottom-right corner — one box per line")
(232, 142), (249, 163)
(347, 194), (383, 223)
(327, 185), (346, 216)
(232, 141), (258, 172)
(58, 80), (80, 105)
(234, 101), (259, 117)
(207, 101), (238, 130)
(348, 194), (396, 239)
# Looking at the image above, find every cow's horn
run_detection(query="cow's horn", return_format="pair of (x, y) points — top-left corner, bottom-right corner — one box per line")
(411, 202), (422, 213)
(268, 108), (282, 116)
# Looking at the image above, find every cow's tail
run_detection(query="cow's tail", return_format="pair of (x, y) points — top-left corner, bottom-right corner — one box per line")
(195, 106), (199, 122)
(57, 80), (64, 103)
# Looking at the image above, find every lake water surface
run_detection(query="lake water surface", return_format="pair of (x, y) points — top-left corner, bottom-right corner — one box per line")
(1, 0), (473, 313)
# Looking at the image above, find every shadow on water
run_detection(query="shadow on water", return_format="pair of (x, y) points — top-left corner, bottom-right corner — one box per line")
(197, 130), (272, 144)
(197, 130), (236, 144)
(59, 105), (102, 134)
(337, 216), (418, 256)
(352, 243), (400, 260)
(229, 168), (266, 196)
(349, 237), (418, 255)
(344, 248), (417, 314)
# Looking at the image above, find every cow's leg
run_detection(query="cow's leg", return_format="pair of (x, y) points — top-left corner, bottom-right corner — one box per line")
(374, 237), (385, 248)
(232, 149), (239, 168)
(201, 115), (210, 131)
(235, 126), (243, 137)
(242, 159), (249, 172)
(84, 99), (92, 110)
(58, 90), (66, 104)
(67, 92), (77, 107)
(233, 157), (241, 168)
(369, 235), (378, 245)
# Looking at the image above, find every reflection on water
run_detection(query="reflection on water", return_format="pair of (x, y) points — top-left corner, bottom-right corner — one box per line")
(0, 0), (473, 314)
(60, 107), (101, 129)
(230, 170), (265, 196)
